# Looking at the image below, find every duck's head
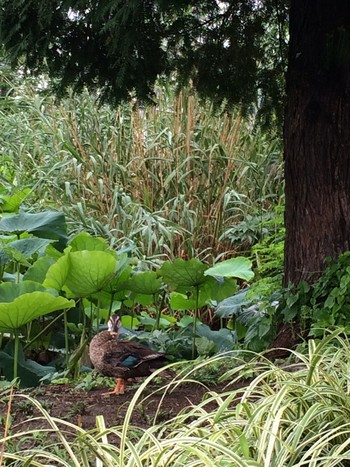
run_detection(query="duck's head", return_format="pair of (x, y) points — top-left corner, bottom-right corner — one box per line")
(107, 314), (122, 335)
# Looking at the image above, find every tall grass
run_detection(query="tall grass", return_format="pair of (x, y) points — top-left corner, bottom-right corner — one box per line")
(2, 331), (350, 466)
(0, 78), (283, 261)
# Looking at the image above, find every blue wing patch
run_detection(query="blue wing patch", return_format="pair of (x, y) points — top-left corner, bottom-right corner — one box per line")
(120, 355), (140, 368)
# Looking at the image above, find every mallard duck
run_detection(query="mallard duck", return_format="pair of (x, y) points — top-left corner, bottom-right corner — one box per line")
(89, 314), (168, 395)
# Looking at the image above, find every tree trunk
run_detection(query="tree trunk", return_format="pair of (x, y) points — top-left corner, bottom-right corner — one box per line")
(284, 0), (350, 285)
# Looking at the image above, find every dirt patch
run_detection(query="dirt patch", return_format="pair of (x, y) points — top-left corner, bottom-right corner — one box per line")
(3, 378), (238, 436)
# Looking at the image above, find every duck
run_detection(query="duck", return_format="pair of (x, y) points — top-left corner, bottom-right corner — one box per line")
(89, 314), (168, 395)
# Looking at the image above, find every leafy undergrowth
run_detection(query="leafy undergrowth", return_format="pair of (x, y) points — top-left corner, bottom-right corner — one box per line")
(2, 331), (350, 466)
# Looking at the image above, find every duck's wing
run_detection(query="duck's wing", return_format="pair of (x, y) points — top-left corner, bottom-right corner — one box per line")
(103, 340), (165, 370)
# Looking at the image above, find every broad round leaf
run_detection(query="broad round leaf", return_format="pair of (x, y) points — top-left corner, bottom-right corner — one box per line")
(24, 256), (56, 284)
(0, 285), (75, 330)
(159, 258), (208, 292)
(205, 257), (254, 281)
(215, 289), (251, 318)
(65, 251), (117, 296)
(69, 232), (110, 252)
(0, 281), (49, 302)
(170, 291), (208, 311)
(9, 237), (54, 257)
(0, 211), (68, 242)
(43, 254), (70, 291)
(126, 271), (162, 295)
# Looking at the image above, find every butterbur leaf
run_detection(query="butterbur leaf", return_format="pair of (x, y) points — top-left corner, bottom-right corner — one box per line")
(196, 323), (237, 351)
(43, 254), (70, 291)
(205, 257), (254, 281)
(0, 348), (55, 387)
(178, 315), (195, 327)
(0, 188), (31, 213)
(24, 256), (56, 283)
(44, 251), (117, 296)
(204, 276), (238, 303)
(8, 237), (54, 257)
(195, 336), (217, 356)
(126, 271), (162, 295)
(0, 281), (75, 330)
(121, 315), (140, 330)
(170, 291), (209, 310)
(69, 232), (110, 252)
(215, 289), (251, 318)
(0, 211), (68, 245)
(65, 251), (117, 296)
(104, 265), (132, 294)
(0, 281), (49, 302)
(159, 258), (208, 292)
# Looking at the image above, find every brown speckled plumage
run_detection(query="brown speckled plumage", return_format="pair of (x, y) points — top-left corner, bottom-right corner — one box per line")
(89, 315), (167, 394)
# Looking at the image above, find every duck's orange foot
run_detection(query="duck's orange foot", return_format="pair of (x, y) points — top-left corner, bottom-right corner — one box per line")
(102, 378), (126, 396)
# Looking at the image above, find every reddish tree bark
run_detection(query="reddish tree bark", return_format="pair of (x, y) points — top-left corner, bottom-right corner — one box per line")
(284, 0), (350, 285)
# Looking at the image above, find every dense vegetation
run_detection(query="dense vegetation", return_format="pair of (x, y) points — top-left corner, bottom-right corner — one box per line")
(0, 75), (283, 379)
(1, 74), (350, 465)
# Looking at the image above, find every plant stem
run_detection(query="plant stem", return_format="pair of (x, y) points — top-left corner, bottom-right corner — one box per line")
(64, 309), (69, 369)
(13, 329), (19, 380)
(23, 312), (64, 351)
(192, 286), (199, 360)
(96, 291), (101, 331)
(155, 290), (166, 331)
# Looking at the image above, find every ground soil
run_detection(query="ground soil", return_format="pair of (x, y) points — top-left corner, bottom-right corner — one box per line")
(3, 378), (234, 436)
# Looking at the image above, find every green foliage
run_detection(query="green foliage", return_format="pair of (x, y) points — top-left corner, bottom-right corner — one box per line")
(4, 333), (350, 465)
(45, 250), (117, 297)
(159, 258), (208, 292)
(0, 46), (285, 385)
(0, 282), (74, 330)
(213, 210), (284, 351)
(0, 211), (68, 246)
(0, 1), (288, 123)
(0, 215), (255, 386)
(215, 290), (278, 352)
(205, 257), (254, 281)
(251, 212), (284, 278)
(0, 75), (283, 260)
(279, 252), (350, 336)
(0, 343), (56, 387)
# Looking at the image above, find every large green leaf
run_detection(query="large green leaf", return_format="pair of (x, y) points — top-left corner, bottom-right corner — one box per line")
(0, 188), (31, 213)
(66, 251), (117, 296)
(43, 254), (70, 291)
(0, 341), (55, 387)
(104, 265), (132, 294)
(126, 271), (162, 295)
(69, 231), (110, 252)
(169, 276), (238, 311)
(170, 291), (209, 310)
(8, 237), (54, 257)
(159, 258), (208, 292)
(23, 256), (56, 283)
(0, 281), (49, 302)
(0, 211), (68, 247)
(0, 350), (55, 387)
(195, 324), (237, 351)
(126, 293), (154, 306)
(215, 289), (251, 318)
(0, 281), (75, 330)
(205, 257), (254, 281)
(54, 251), (117, 297)
(203, 276), (239, 303)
